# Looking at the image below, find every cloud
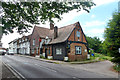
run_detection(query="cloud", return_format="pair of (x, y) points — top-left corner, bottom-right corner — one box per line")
(1, 33), (22, 48)
(83, 20), (106, 28)
(91, 15), (95, 18)
(85, 28), (105, 41)
(87, 28), (104, 34)
(37, 10), (87, 28)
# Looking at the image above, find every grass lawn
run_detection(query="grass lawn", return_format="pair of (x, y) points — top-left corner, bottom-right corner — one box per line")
(91, 53), (113, 61)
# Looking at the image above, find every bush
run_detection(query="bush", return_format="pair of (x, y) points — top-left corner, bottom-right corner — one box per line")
(113, 64), (120, 72)
(111, 57), (120, 64)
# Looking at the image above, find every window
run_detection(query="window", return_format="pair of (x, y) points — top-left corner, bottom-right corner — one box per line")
(75, 46), (82, 54)
(32, 49), (34, 54)
(56, 48), (62, 55)
(33, 39), (35, 46)
(36, 48), (38, 54)
(76, 31), (80, 37)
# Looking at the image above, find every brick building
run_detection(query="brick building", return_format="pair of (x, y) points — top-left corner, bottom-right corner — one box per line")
(30, 22), (88, 61)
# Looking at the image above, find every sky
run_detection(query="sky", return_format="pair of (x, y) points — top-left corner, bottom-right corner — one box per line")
(1, 0), (119, 48)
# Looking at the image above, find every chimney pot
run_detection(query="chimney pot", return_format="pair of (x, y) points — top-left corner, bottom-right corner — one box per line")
(54, 26), (58, 39)
(50, 23), (54, 30)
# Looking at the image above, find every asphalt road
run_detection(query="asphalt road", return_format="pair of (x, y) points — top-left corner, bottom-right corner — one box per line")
(1, 55), (118, 80)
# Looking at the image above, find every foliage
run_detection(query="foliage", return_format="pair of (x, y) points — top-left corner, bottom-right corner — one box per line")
(111, 57), (120, 64)
(90, 53), (112, 61)
(86, 36), (102, 53)
(113, 64), (120, 72)
(104, 12), (120, 64)
(1, 1), (95, 34)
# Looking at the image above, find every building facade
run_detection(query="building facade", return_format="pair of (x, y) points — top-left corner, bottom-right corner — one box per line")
(31, 22), (88, 61)
(8, 35), (31, 55)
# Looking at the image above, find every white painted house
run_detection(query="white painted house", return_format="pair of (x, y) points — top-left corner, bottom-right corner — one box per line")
(8, 35), (31, 55)
(17, 35), (31, 55)
(8, 41), (14, 54)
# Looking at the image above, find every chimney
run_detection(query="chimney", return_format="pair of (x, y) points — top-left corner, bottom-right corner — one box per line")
(50, 23), (54, 30)
(54, 26), (58, 39)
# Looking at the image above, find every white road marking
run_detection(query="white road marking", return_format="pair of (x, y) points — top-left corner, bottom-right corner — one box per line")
(3, 62), (26, 80)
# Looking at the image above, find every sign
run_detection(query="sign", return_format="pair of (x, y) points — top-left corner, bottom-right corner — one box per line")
(87, 54), (90, 59)
(39, 38), (41, 42)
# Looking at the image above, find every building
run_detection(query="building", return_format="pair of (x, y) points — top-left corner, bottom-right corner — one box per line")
(8, 41), (14, 54)
(9, 39), (18, 54)
(30, 22), (88, 61)
(8, 35), (31, 55)
(17, 35), (31, 55)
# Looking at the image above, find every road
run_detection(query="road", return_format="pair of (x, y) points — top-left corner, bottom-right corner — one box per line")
(1, 55), (118, 80)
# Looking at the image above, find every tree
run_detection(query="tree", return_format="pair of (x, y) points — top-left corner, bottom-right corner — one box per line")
(104, 12), (120, 64)
(0, 1), (95, 34)
(86, 36), (102, 53)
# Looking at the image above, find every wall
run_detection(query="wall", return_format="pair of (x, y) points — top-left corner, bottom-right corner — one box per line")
(67, 22), (88, 61)
(68, 43), (87, 61)
(52, 42), (66, 60)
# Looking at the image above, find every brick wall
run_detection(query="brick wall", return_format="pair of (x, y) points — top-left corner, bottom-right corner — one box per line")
(68, 43), (88, 61)
(30, 27), (40, 56)
(68, 23), (87, 43)
(67, 22), (88, 61)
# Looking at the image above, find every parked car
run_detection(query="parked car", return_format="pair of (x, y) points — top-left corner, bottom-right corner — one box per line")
(7, 52), (14, 55)
(0, 49), (6, 55)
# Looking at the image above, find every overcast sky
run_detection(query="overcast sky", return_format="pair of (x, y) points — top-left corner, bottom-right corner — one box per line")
(1, 0), (119, 48)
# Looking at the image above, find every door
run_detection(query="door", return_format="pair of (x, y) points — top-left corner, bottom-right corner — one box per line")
(45, 48), (47, 58)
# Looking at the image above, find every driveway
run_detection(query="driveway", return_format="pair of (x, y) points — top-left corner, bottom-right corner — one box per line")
(66, 60), (118, 78)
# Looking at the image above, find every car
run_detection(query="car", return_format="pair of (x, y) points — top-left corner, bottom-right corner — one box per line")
(0, 49), (6, 55)
(7, 52), (14, 55)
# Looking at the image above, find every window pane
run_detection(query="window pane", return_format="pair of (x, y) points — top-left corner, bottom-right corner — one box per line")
(56, 48), (62, 55)
(76, 31), (80, 37)
(76, 46), (81, 54)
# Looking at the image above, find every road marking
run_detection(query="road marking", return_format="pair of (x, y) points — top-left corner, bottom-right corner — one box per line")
(3, 62), (26, 80)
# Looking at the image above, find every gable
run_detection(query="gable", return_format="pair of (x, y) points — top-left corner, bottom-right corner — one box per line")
(30, 27), (40, 47)
(68, 22), (87, 43)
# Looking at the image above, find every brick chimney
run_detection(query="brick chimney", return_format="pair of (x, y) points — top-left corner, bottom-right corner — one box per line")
(54, 26), (58, 39)
(50, 23), (54, 30)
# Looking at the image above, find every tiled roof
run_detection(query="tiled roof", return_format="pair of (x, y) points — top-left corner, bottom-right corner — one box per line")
(35, 22), (78, 44)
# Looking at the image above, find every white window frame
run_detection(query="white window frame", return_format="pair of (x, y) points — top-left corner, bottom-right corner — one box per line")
(33, 39), (35, 46)
(56, 48), (62, 55)
(75, 46), (82, 55)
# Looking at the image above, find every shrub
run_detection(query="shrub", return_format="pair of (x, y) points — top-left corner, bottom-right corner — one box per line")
(111, 57), (120, 64)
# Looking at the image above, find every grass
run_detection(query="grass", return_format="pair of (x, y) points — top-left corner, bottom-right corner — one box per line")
(53, 62), (59, 64)
(91, 53), (112, 61)
(70, 53), (112, 64)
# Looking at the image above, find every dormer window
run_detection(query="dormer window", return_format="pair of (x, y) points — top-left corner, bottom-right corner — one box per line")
(76, 31), (80, 37)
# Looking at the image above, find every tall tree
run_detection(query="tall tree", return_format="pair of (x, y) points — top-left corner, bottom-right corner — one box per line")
(104, 12), (120, 64)
(0, 1), (95, 34)
(86, 36), (102, 53)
